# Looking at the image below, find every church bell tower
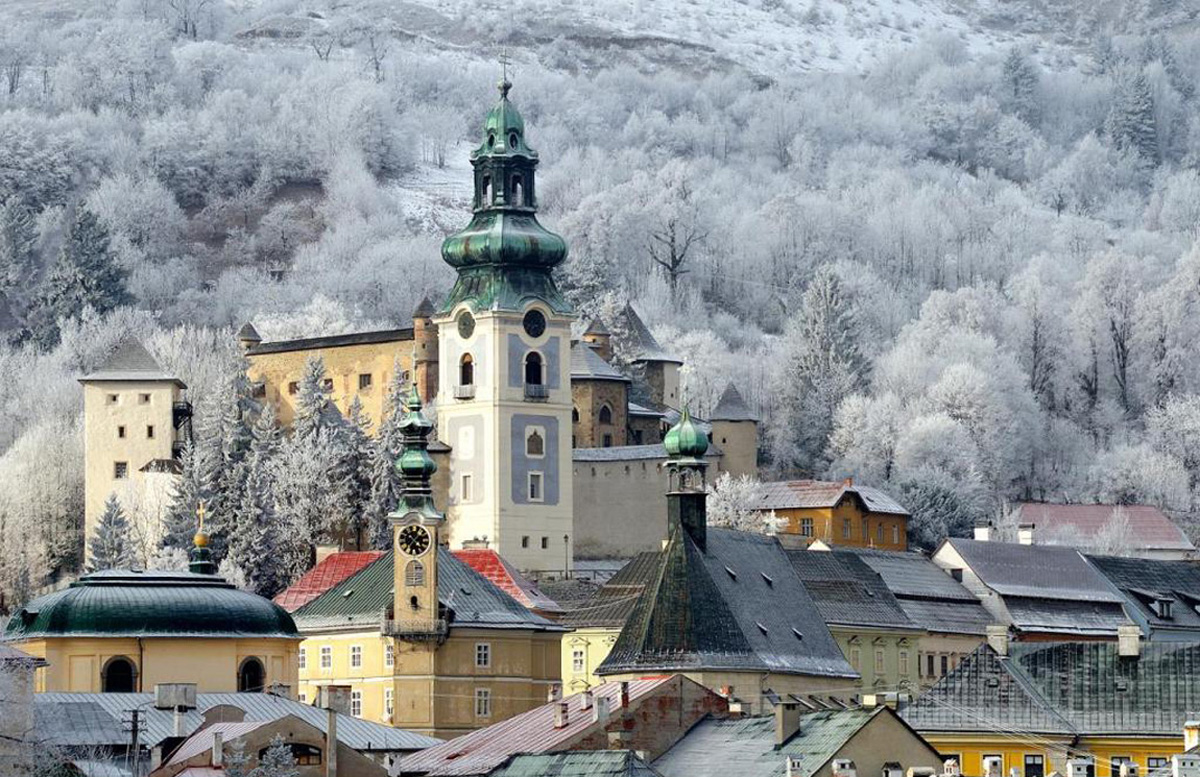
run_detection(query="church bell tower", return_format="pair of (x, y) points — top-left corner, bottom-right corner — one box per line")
(436, 77), (575, 572)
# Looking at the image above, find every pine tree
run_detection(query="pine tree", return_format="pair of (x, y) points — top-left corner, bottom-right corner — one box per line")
(366, 366), (407, 549)
(89, 494), (134, 572)
(340, 396), (373, 549)
(0, 199), (37, 301)
(252, 735), (299, 777)
(27, 208), (131, 348)
(1000, 47), (1040, 124)
(1107, 70), (1160, 163)
(234, 403), (302, 598)
(209, 367), (256, 559)
(162, 436), (206, 551)
(293, 355), (334, 440)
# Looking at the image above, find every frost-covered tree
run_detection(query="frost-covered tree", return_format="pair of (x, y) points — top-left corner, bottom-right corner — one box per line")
(89, 495), (134, 572)
(293, 355), (335, 440)
(706, 473), (776, 533)
(0, 200), (37, 311)
(162, 436), (210, 552)
(1107, 70), (1159, 163)
(366, 365), (406, 549)
(252, 735), (299, 777)
(1000, 47), (1041, 124)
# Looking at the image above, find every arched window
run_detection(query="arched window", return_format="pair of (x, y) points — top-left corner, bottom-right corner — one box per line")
(527, 430), (544, 456)
(405, 560), (425, 587)
(524, 352), (543, 385)
(481, 175), (491, 205)
(101, 656), (136, 693)
(598, 405), (613, 425)
(460, 354), (474, 386)
(572, 407), (580, 423)
(511, 174), (523, 206)
(238, 657), (265, 693)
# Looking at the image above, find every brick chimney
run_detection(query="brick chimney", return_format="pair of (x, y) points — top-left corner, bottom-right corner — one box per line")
(1118, 624), (1142, 659)
(1017, 523), (1036, 545)
(774, 701), (801, 746)
(987, 624), (1009, 657)
(554, 700), (569, 729)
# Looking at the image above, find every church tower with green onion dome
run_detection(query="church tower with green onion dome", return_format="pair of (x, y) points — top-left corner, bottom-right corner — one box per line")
(435, 75), (575, 573)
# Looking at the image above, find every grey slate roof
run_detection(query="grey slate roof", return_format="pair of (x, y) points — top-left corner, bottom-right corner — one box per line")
(236, 322), (262, 342)
(572, 444), (722, 462)
(786, 551), (919, 631)
(627, 402), (664, 418)
(79, 338), (184, 386)
(1087, 554), (1200, 634)
(709, 383), (757, 422)
(655, 708), (913, 777)
(491, 751), (664, 777)
(562, 552), (660, 629)
(292, 548), (565, 634)
(34, 692), (440, 752)
(1002, 595), (1132, 636)
(247, 328), (412, 355)
(598, 528), (856, 679)
(903, 642), (1200, 737)
(756, 480), (908, 516)
(618, 305), (681, 364)
(570, 342), (630, 382)
(942, 539), (1124, 603)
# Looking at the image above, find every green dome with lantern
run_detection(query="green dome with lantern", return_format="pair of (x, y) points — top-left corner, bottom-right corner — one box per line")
(390, 383), (443, 525)
(664, 405), (709, 460)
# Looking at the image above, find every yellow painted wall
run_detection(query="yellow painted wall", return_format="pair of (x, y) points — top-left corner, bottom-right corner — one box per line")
(923, 734), (1185, 777)
(774, 500), (908, 551)
(832, 627), (921, 693)
(561, 627), (620, 692)
(16, 636), (298, 693)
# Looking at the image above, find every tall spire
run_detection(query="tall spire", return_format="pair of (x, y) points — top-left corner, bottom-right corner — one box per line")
(390, 384), (443, 525)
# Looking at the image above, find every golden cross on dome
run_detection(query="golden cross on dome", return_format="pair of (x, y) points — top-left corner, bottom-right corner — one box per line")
(196, 500), (207, 532)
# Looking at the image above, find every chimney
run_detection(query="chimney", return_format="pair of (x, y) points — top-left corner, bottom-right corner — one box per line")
(593, 696), (611, 725)
(462, 537), (490, 550)
(787, 757), (804, 777)
(548, 684), (562, 702)
(1186, 721), (1200, 752)
(1172, 755), (1200, 777)
(581, 689), (594, 711)
(905, 769), (935, 777)
(843, 477), (854, 487)
(619, 681), (630, 709)
(1120, 764), (1140, 777)
(1017, 523), (1036, 545)
(833, 759), (858, 777)
(326, 707), (338, 777)
(1012, 768), (1023, 777)
(1118, 624), (1142, 658)
(317, 685), (352, 716)
(987, 624), (1009, 657)
(943, 759), (961, 777)
(974, 521), (993, 542)
(211, 731), (224, 767)
(983, 756), (1003, 777)
(554, 700), (570, 729)
(774, 701), (801, 747)
(861, 694), (878, 710)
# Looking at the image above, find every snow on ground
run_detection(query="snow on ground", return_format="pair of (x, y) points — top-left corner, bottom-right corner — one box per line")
(390, 143), (475, 237)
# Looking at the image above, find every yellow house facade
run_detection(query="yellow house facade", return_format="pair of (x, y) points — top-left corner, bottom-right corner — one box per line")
(761, 479), (909, 551)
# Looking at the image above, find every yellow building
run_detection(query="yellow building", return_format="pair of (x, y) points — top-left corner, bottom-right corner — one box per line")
(79, 338), (192, 561)
(760, 478), (910, 551)
(903, 639), (1195, 777)
(1, 535), (300, 694)
(290, 384), (565, 739)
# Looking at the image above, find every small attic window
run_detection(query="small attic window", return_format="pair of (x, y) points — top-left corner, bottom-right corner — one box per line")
(342, 589), (354, 598)
(724, 566), (738, 581)
(792, 628), (804, 641)
(761, 572), (773, 587)
(756, 622), (769, 635)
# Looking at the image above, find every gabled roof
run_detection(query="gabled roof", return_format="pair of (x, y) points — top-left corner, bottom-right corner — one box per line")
(397, 677), (687, 777)
(562, 553), (660, 629)
(273, 551), (385, 612)
(709, 383), (757, 422)
(34, 692), (440, 752)
(166, 720), (270, 767)
(1088, 554), (1200, 632)
(597, 528), (856, 679)
(1016, 503), (1194, 552)
(414, 296), (436, 317)
(245, 328), (413, 356)
(236, 322), (262, 343)
(0, 643), (47, 666)
(80, 338), (185, 387)
(786, 550), (919, 631)
(618, 305), (681, 364)
(570, 342), (630, 383)
(452, 549), (564, 615)
(627, 402), (664, 419)
(756, 480), (909, 516)
(491, 751), (664, 777)
(584, 318), (610, 337)
(904, 642), (1200, 737)
(291, 548), (565, 633)
(941, 538), (1124, 603)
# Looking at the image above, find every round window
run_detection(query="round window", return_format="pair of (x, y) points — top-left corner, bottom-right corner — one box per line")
(457, 311), (476, 339)
(523, 309), (547, 338)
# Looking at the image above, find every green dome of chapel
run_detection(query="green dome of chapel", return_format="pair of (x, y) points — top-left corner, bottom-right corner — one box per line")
(664, 405), (709, 460)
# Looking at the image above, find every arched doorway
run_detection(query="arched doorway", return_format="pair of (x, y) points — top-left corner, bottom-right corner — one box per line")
(101, 656), (137, 693)
(238, 657), (265, 693)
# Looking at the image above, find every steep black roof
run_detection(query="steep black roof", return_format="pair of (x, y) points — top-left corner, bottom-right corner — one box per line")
(618, 304), (681, 364)
(787, 550), (919, 631)
(79, 338), (184, 387)
(1088, 554), (1200, 634)
(904, 642), (1200, 737)
(598, 528), (855, 679)
(563, 553), (660, 629)
(709, 383), (757, 422)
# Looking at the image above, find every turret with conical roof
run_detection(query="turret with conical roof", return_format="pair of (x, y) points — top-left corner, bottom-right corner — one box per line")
(440, 79), (570, 314)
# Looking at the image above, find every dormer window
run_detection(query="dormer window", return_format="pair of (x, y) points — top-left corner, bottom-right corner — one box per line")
(1154, 598), (1174, 619)
(487, 133), (495, 149)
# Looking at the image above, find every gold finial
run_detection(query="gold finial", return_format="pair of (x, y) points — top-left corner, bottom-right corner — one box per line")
(194, 500), (209, 547)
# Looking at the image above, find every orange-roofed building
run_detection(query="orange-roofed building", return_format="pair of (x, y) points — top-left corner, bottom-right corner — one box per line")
(451, 548), (565, 619)
(274, 552), (385, 613)
(755, 478), (909, 551)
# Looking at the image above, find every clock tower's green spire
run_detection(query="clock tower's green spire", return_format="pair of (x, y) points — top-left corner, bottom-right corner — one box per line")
(440, 78), (571, 315)
(390, 383), (443, 526)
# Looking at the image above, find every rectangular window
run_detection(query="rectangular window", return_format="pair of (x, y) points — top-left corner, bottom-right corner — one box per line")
(875, 649), (885, 673)
(117, 425), (126, 439)
(350, 645), (362, 668)
(139, 393), (150, 404)
(385, 642), (394, 668)
(892, 524), (900, 543)
(358, 373), (372, 390)
(461, 474), (472, 501)
(288, 381), (299, 395)
(541, 536), (549, 549)
(298, 693), (306, 703)
(146, 425), (155, 439)
(1148, 759), (1169, 771)
(877, 522), (885, 542)
(528, 472), (543, 502)
(322, 378), (333, 392)
(474, 688), (491, 717)
(521, 536), (530, 548)
(320, 646), (332, 669)
(800, 517), (814, 537)
(351, 690), (362, 717)
(572, 649), (585, 673)
(251, 383), (266, 398)
(106, 393), (119, 405)
(842, 518), (851, 539)
(940, 655), (949, 676)
(602, 433), (613, 447)
(850, 647), (861, 670)
(298, 650), (307, 670)
(475, 643), (491, 668)
(1026, 755), (1045, 777)
(926, 654), (935, 677)
(114, 461), (128, 479)
(385, 688), (394, 717)
(899, 650), (909, 675)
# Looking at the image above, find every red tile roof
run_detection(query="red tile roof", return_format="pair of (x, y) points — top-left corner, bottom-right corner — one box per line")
(1015, 503), (1195, 551)
(273, 551), (385, 612)
(452, 549), (564, 615)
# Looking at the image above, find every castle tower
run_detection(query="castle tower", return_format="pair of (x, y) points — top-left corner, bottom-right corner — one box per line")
(412, 296), (440, 405)
(435, 78), (574, 572)
(709, 382), (759, 479)
(79, 338), (191, 557)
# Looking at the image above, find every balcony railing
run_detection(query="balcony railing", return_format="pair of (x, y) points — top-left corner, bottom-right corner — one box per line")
(381, 617), (449, 642)
(524, 384), (550, 401)
(454, 385), (476, 400)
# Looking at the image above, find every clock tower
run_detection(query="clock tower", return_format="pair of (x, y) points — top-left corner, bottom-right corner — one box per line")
(436, 78), (574, 572)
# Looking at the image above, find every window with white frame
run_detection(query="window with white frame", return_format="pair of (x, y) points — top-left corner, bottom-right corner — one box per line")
(572, 649), (585, 673)
(298, 649), (307, 670)
(474, 688), (491, 717)
(475, 643), (491, 668)
(320, 646), (332, 669)
(350, 645), (362, 669)
(351, 690), (362, 717)
(385, 688), (394, 717)
(384, 642), (394, 668)
(528, 471), (544, 501)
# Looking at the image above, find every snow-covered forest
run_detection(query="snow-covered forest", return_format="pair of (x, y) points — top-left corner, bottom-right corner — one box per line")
(3, 0), (1200, 603)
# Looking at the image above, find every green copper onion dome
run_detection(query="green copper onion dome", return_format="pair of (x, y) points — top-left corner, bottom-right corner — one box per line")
(440, 79), (571, 314)
(390, 383), (444, 524)
(664, 405), (709, 460)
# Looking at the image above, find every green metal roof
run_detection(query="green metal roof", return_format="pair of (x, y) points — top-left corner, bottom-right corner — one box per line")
(3, 570), (299, 640)
(663, 406), (708, 460)
(292, 548), (566, 633)
(492, 752), (664, 777)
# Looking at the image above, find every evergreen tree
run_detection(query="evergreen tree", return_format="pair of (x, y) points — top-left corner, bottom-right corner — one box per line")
(0, 199), (37, 304)
(209, 366), (256, 559)
(89, 494), (134, 572)
(162, 436), (206, 551)
(251, 735), (299, 777)
(1000, 46), (1040, 124)
(340, 396), (373, 548)
(27, 208), (130, 348)
(366, 366), (408, 549)
(293, 355), (334, 440)
(1107, 70), (1160, 163)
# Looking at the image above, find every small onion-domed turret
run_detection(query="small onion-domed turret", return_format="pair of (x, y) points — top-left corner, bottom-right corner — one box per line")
(664, 405), (709, 460)
(390, 383), (444, 525)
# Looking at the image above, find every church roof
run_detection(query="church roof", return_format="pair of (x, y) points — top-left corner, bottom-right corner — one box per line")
(570, 342), (629, 382)
(3, 570), (299, 641)
(80, 338), (184, 387)
(618, 305), (681, 364)
(709, 383), (757, 422)
(291, 548), (566, 633)
(597, 528), (856, 679)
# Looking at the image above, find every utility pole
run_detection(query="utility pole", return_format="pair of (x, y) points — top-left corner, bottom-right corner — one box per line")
(124, 709), (141, 777)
